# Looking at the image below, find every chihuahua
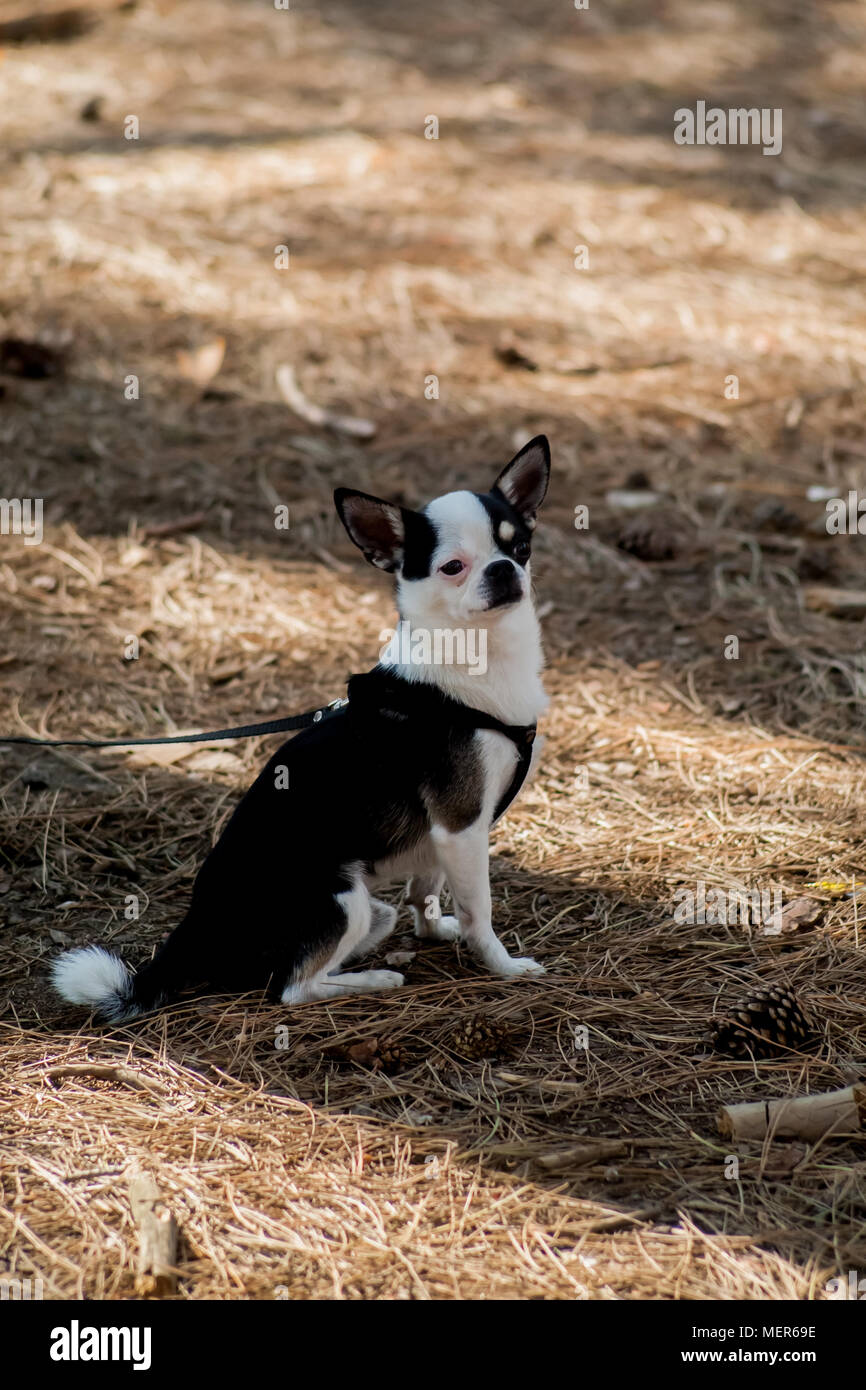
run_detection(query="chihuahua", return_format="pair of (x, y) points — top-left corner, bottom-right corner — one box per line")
(52, 436), (551, 1020)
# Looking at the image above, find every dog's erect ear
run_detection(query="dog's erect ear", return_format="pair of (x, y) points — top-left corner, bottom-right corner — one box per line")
(334, 488), (406, 571)
(492, 435), (550, 524)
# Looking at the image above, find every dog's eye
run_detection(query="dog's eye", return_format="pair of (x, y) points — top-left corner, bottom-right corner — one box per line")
(439, 559), (464, 576)
(513, 541), (531, 562)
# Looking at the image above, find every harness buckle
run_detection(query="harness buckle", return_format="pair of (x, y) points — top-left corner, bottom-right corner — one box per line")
(313, 697), (348, 723)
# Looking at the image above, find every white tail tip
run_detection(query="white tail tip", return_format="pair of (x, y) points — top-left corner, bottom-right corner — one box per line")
(51, 945), (133, 1017)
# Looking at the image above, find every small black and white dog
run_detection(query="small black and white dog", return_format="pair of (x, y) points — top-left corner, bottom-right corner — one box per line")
(52, 436), (551, 1021)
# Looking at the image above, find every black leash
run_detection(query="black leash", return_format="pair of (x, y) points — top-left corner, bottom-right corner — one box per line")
(0, 699), (349, 748)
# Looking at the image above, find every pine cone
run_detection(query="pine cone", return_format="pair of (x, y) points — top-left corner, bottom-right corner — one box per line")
(450, 1015), (513, 1061)
(326, 1034), (408, 1073)
(752, 499), (804, 534)
(375, 1035), (408, 1074)
(616, 510), (681, 562)
(710, 986), (815, 1059)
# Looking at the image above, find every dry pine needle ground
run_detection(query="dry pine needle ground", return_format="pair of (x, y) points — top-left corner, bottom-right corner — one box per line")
(1, 0), (865, 1299)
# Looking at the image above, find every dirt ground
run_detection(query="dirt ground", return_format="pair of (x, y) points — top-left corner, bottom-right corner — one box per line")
(1, 0), (865, 1300)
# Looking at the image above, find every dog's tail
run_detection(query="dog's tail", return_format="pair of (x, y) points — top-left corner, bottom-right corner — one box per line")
(51, 938), (186, 1023)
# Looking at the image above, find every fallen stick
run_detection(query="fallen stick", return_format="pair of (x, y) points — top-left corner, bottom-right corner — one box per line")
(44, 1064), (166, 1097)
(536, 1140), (627, 1171)
(803, 586), (866, 619)
(571, 1202), (666, 1234)
(142, 510), (207, 539)
(0, 9), (97, 44)
(482, 1135), (669, 1166)
(127, 1171), (179, 1297)
(275, 364), (376, 439)
(718, 1083), (866, 1142)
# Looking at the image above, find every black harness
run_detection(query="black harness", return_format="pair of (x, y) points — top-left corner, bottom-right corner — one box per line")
(0, 671), (537, 824)
(345, 669), (537, 824)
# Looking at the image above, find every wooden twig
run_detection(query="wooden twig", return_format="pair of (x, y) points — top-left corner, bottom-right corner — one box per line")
(803, 586), (866, 619)
(0, 10), (97, 44)
(127, 1171), (179, 1297)
(44, 1064), (166, 1097)
(536, 1139), (627, 1171)
(141, 511), (207, 539)
(718, 1084), (866, 1142)
(275, 364), (376, 439)
(482, 1136), (669, 1168)
(573, 1203), (666, 1234)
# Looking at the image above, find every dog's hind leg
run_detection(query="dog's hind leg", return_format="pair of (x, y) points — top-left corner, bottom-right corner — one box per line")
(406, 871), (460, 942)
(284, 967), (404, 1003)
(281, 875), (404, 1003)
(341, 897), (398, 963)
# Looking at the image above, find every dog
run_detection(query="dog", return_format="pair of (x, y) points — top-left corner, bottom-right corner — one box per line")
(51, 435), (551, 1021)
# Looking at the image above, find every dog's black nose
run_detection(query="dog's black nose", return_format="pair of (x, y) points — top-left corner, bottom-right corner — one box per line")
(482, 559), (523, 610)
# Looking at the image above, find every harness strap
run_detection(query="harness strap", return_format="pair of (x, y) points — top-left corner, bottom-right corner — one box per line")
(491, 727), (535, 823)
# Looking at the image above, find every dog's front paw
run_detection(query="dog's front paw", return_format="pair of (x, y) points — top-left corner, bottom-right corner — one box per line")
(436, 914), (461, 941)
(433, 914), (461, 942)
(497, 955), (545, 978)
(414, 913), (461, 943)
